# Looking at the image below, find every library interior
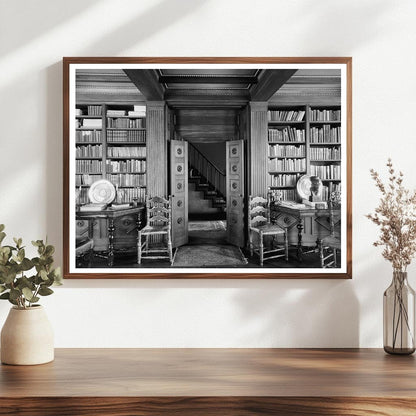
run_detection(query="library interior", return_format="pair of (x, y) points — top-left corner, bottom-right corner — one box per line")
(74, 67), (342, 270)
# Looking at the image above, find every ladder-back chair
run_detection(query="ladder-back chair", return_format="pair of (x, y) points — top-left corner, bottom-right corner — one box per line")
(248, 196), (288, 267)
(319, 192), (341, 268)
(138, 196), (173, 265)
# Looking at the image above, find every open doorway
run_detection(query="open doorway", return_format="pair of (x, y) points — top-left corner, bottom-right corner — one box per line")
(187, 141), (227, 245)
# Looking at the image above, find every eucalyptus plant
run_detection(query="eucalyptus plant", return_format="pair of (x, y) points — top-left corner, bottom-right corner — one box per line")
(0, 224), (62, 309)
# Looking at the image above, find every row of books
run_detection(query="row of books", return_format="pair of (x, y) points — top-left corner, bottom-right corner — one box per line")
(309, 109), (341, 121)
(114, 187), (146, 204)
(105, 174), (146, 187)
(76, 160), (102, 174)
(268, 128), (305, 143)
(106, 160), (146, 173)
(87, 106), (102, 116)
(310, 147), (341, 161)
(107, 118), (146, 128)
(76, 130), (102, 142)
(269, 144), (305, 158)
(268, 110), (305, 122)
(310, 164), (341, 180)
(268, 158), (306, 172)
(81, 119), (103, 129)
(75, 174), (102, 186)
(321, 183), (341, 201)
(268, 174), (299, 187)
(107, 147), (146, 158)
(271, 189), (296, 201)
(310, 126), (341, 143)
(75, 145), (102, 158)
(107, 130), (146, 142)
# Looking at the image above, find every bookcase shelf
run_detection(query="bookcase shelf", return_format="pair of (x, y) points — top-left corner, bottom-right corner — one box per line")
(267, 104), (341, 202)
(75, 103), (147, 205)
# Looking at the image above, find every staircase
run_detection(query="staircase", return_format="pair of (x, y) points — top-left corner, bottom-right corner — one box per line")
(188, 143), (226, 221)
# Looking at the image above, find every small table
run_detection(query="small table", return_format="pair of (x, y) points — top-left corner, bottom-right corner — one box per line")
(0, 349), (415, 415)
(272, 204), (340, 261)
(76, 206), (145, 266)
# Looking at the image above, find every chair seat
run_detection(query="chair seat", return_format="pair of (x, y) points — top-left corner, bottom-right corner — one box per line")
(251, 224), (285, 235)
(322, 235), (341, 250)
(141, 224), (169, 234)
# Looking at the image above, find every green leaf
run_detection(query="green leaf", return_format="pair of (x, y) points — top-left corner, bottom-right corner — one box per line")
(44, 245), (55, 256)
(2, 271), (17, 284)
(0, 232), (6, 244)
(0, 285), (6, 294)
(20, 258), (34, 271)
(17, 248), (25, 263)
(0, 292), (10, 300)
(38, 287), (53, 296)
(22, 287), (34, 301)
(0, 224), (5, 232)
(17, 276), (36, 291)
(9, 288), (21, 301)
(13, 237), (22, 248)
(40, 270), (48, 281)
(51, 267), (62, 286)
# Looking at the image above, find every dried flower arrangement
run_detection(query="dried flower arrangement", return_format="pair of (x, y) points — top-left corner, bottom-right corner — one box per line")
(367, 159), (416, 272)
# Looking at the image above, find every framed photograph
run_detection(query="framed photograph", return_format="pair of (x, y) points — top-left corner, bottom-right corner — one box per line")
(63, 57), (352, 279)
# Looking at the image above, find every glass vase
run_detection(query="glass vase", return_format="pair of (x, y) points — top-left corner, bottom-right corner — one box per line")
(383, 270), (416, 355)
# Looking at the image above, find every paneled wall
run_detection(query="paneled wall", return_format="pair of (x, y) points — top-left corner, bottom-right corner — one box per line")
(146, 101), (167, 198)
(247, 102), (268, 198)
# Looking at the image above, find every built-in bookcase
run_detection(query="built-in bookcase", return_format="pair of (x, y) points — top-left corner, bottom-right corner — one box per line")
(75, 103), (147, 204)
(267, 105), (341, 201)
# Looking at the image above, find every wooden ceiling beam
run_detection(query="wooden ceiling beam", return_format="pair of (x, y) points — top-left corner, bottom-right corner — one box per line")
(123, 69), (164, 101)
(250, 69), (297, 101)
(159, 75), (257, 84)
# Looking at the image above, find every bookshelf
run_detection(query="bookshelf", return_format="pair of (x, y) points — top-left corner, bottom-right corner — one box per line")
(75, 104), (147, 205)
(267, 106), (307, 200)
(267, 105), (341, 201)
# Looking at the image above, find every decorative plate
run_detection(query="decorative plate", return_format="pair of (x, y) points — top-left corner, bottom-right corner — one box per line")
(296, 174), (312, 200)
(88, 180), (116, 204)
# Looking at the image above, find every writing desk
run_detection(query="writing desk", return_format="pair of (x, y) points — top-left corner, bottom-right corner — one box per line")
(0, 349), (414, 415)
(272, 204), (340, 260)
(76, 206), (144, 266)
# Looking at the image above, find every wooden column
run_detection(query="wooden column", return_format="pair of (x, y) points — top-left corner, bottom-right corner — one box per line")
(146, 101), (167, 198)
(248, 102), (268, 198)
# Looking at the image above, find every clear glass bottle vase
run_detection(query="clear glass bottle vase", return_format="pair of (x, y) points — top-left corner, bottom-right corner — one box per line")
(383, 270), (416, 355)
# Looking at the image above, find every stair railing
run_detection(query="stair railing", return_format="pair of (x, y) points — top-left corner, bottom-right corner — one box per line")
(188, 142), (226, 198)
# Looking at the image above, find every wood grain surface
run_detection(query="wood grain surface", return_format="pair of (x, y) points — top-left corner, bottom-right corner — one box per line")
(0, 348), (415, 415)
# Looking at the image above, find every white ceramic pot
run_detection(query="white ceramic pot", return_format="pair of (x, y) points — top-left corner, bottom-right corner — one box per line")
(1, 305), (54, 365)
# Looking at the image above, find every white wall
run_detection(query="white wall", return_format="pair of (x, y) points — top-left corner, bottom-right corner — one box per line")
(1, 0), (415, 347)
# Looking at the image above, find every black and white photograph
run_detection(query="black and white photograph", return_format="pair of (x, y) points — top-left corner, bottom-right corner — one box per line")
(64, 58), (352, 278)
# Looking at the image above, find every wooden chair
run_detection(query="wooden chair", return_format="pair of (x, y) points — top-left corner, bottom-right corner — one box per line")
(319, 197), (341, 268)
(248, 196), (288, 267)
(138, 196), (173, 265)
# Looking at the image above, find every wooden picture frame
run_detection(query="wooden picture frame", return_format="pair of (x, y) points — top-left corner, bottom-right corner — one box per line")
(63, 57), (352, 279)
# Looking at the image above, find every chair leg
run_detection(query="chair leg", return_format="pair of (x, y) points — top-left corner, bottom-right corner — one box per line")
(138, 232), (142, 264)
(319, 240), (324, 268)
(87, 247), (94, 267)
(249, 231), (253, 257)
(259, 233), (264, 267)
(167, 232), (173, 265)
(284, 231), (289, 262)
(333, 248), (337, 267)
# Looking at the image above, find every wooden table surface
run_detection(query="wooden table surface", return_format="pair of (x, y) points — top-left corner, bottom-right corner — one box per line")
(1, 348), (415, 415)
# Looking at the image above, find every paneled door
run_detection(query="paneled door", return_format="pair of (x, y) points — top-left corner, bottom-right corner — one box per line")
(170, 140), (188, 248)
(226, 140), (244, 247)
